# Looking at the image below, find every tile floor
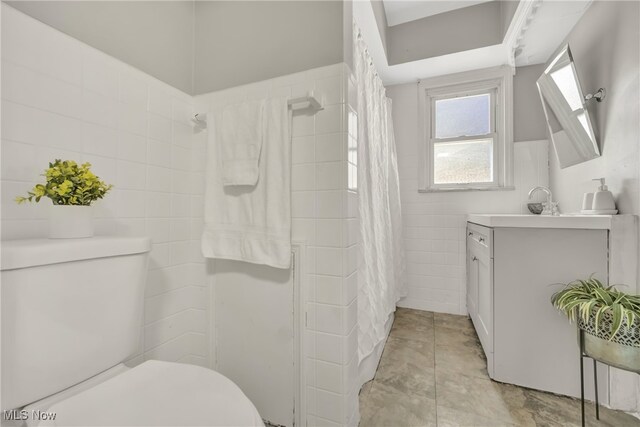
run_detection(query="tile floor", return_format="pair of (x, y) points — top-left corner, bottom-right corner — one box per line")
(359, 308), (640, 426)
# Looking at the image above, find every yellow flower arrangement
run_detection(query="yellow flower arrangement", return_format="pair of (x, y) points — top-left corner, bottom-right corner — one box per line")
(15, 160), (112, 206)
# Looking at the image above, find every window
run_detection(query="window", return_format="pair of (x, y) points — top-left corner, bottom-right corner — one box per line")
(418, 66), (513, 192)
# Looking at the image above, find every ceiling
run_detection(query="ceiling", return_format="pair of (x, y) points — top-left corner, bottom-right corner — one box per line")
(354, 0), (593, 86)
(382, 0), (494, 26)
(514, 0), (593, 66)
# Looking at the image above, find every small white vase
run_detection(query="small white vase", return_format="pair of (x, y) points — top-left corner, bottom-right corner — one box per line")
(49, 205), (94, 239)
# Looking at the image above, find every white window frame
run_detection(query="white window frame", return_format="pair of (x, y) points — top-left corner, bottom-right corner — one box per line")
(418, 66), (514, 192)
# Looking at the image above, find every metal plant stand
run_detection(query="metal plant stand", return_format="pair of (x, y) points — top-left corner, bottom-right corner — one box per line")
(579, 328), (640, 427)
(579, 331), (599, 427)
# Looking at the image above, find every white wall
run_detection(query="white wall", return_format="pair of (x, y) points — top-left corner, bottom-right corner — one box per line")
(545, 0), (640, 413)
(1, 4), (209, 367)
(387, 82), (549, 315)
(195, 63), (360, 427)
(549, 1), (639, 218)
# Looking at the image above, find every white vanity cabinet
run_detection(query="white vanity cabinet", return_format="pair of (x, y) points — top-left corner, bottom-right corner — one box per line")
(466, 223), (494, 373)
(465, 215), (620, 403)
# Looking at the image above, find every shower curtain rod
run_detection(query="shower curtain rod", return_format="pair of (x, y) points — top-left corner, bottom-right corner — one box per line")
(193, 94), (323, 124)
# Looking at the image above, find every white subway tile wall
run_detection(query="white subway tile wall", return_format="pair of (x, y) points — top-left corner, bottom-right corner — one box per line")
(387, 83), (550, 315)
(195, 63), (360, 426)
(1, 5), (209, 368)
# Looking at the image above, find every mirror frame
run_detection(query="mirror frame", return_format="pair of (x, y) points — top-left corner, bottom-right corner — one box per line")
(536, 44), (600, 169)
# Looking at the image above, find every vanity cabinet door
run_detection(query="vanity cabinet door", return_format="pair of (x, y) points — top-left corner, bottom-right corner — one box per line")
(475, 246), (493, 354)
(467, 223), (494, 373)
(466, 233), (479, 319)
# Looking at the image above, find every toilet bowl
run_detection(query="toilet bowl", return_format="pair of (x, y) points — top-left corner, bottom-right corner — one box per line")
(24, 361), (263, 427)
(1, 237), (263, 427)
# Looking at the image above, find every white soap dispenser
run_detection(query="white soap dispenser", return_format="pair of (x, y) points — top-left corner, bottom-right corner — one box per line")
(591, 178), (616, 212)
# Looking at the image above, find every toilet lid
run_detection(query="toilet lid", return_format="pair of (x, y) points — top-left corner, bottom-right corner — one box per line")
(38, 360), (264, 427)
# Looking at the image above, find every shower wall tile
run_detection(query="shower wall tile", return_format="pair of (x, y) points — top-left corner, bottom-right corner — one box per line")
(195, 62), (358, 426)
(1, 4), (209, 367)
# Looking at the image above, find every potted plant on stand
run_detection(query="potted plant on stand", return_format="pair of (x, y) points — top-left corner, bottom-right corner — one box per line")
(552, 277), (640, 372)
(16, 159), (112, 238)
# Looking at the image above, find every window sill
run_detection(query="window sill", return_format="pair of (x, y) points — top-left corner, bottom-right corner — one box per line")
(418, 186), (515, 193)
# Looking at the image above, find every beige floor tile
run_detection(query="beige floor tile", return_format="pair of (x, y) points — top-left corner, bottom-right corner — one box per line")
(436, 405), (518, 427)
(435, 343), (488, 380)
(359, 381), (437, 427)
(359, 309), (639, 427)
(434, 312), (474, 332)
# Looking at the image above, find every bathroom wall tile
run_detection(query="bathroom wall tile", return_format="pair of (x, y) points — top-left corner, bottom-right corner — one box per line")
(293, 135), (315, 164)
(316, 247), (343, 277)
(83, 49), (119, 99)
(172, 98), (194, 124)
(143, 332), (191, 362)
(314, 303), (342, 335)
(172, 121), (192, 148)
(292, 112), (315, 137)
(83, 123), (119, 158)
(39, 29), (83, 86)
(1, 7), (206, 369)
(292, 191), (316, 218)
(315, 275), (343, 305)
(316, 133), (344, 163)
(118, 132), (147, 163)
(317, 161), (344, 190)
(1, 6), (43, 71)
(343, 299), (357, 336)
(146, 192), (172, 217)
(316, 219), (342, 247)
(315, 332), (343, 365)
(148, 140), (172, 168)
(171, 194), (191, 218)
(119, 71), (148, 110)
(116, 218), (146, 237)
(144, 308), (193, 350)
(292, 163), (316, 191)
(292, 218), (316, 245)
(1, 140), (38, 181)
(316, 191), (343, 218)
(171, 145), (191, 171)
(147, 165), (172, 193)
(316, 104), (343, 134)
(316, 389), (345, 423)
(170, 218), (191, 241)
(148, 113), (172, 143)
(117, 190), (146, 217)
(118, 102), (147, 136)
(148, 85), (173, 118)
(315, 360), (343, 393)
(117, 160), (146, 190)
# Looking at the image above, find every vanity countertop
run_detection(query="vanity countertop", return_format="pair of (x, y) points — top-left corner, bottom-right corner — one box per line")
(467, 214), (617, 230)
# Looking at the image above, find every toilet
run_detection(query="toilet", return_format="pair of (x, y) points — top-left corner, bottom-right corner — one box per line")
(1, 237), (263, 427)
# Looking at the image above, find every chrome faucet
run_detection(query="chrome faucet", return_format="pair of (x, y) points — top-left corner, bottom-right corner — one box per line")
(528, 186), (559, 216)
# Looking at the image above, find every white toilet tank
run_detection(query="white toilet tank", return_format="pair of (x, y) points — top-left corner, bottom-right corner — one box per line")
(0, 237), (151, 411)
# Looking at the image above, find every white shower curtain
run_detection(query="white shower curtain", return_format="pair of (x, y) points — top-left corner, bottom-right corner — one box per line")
(354, 24), (407, 370)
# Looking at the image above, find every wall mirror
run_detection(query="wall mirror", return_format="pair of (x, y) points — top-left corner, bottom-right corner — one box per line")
(537, 44), (600, 168)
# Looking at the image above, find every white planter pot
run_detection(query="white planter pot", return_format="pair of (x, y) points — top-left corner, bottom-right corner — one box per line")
(49, 205), (94, 239)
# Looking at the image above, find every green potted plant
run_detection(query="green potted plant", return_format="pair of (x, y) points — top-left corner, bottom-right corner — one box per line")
(551, 277), (640, 372)
(16, 160), (112, 238)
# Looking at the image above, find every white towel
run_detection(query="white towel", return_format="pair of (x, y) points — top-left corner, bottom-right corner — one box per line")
(201, 98), (292, 269)
(220, 100), (265, 186)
